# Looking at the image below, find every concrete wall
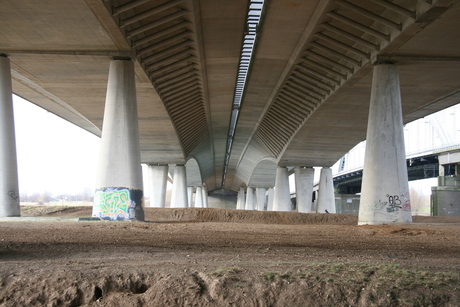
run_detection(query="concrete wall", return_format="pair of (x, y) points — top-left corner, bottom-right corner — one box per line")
(208, 194), (237, 209)
(431, 185), (460, 216)
(335, 195), (360, 214)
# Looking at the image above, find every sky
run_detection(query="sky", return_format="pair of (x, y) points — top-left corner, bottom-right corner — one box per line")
(13, 95), (100, 195)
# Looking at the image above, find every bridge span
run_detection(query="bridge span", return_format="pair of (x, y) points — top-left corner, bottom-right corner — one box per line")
(1, 0), (460, 224)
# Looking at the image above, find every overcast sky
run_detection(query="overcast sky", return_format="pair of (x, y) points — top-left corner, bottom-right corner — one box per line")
(13, 95), (100, 195)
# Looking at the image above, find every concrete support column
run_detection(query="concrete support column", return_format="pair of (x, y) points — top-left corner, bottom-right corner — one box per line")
(273, 166), (291, 211)
(317, 167), (335, 213)
(93, 59), (144, 221)
(294, 167), (314, 213)
(195, 186), (203, 208)
(255, 187), (266, 211)
(267, 187), (274, 211)
(170, 165), (188, 208)
(359, 64), (411, 225)
(0, 55), (20, 217)
(202, 185), (208, 208)
(236, 187), (245, 210)
(245, 187), (255, 210)
(148, 164), (168, 208)
(187, 186), (194, 207)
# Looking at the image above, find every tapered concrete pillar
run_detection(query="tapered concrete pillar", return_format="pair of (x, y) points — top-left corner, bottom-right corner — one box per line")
(295, 167), (314, 213)
(245, 187), (255, 210)
(202, 185), (208, 208)
(237, 187), (245, 210)
(317, 167), (335, 213)
(359, 64), (411, 225)
(148, 164), (168, 208)
(170, 165), (188, 208)
(267, 187), (274, 211)
(255, 187), (266, 211)
(273, 166), (291, 211)
(187, 186), (194, 207)
(0, 56), (20, 217)
(195, 186), (203, 208)
(93, 59), (144, 221)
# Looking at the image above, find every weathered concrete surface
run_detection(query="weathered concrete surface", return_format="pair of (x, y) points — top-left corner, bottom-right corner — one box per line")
(170, 165), (188, 208)
(0, 56), (20, 217)
(245, 187), (255, 211)
(273, 167), (291, 212)
(358, 64), (411, 225)
(317, 167), (336, 214)
(295, 167), (314, 213)
(148, 165), (169, 208)
(255, 187), (266, 211)
(93, 59), (144, 221)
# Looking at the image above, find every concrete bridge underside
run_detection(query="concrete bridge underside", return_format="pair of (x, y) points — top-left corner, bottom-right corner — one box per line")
(2, 0), (460, 193)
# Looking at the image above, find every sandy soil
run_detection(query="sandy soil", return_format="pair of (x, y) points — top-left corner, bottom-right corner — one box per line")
(0, 206), (459, 306)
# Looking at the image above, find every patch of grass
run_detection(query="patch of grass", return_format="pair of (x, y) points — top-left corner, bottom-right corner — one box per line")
(211, 266), (239, 278)
(279, 271), (295, 283)
(263, 272), (277, 282)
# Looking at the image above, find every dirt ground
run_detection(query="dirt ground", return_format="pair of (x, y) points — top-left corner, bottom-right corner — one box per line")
(0, 206), (459, 306)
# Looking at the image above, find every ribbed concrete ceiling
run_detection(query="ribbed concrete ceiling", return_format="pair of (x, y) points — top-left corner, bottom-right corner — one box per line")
(255, 0), (437, 158)
(106, 0), (209, 157)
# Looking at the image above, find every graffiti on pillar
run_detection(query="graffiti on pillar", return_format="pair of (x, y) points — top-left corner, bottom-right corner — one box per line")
(372, 199), (387, 210)
(372, 194), (411, 213)
(386, 194), (402, 213)
(92, 187), (143, 220)
(400, 193), (411, 211)
(7, 190), (19, 203)
(386, 194), (411, 213)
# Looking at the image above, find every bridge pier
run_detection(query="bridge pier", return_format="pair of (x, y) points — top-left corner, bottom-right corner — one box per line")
(432, 151), (460, 216)
(255, 187), (266, 211)
(236, 187), (245, 209)
(358, 63), (411, 225)
(148, 164), (168, 208)
(245, 187), (255, 210)
(0, 56), (20, 217)
(170, 165), (188, 208)
(267, 187), (275, 211)
(194, 186), (203, 208)
(317, 167), (336, 213)
(187, 186), (194, 207)
(202, 185), (208, 208)
(295, 167), (314, 213)
(93, 59), (144, 221)
(273, 166), (291, 211)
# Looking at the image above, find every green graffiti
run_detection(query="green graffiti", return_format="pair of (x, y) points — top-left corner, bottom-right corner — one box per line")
(93, 188), (133, 220)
